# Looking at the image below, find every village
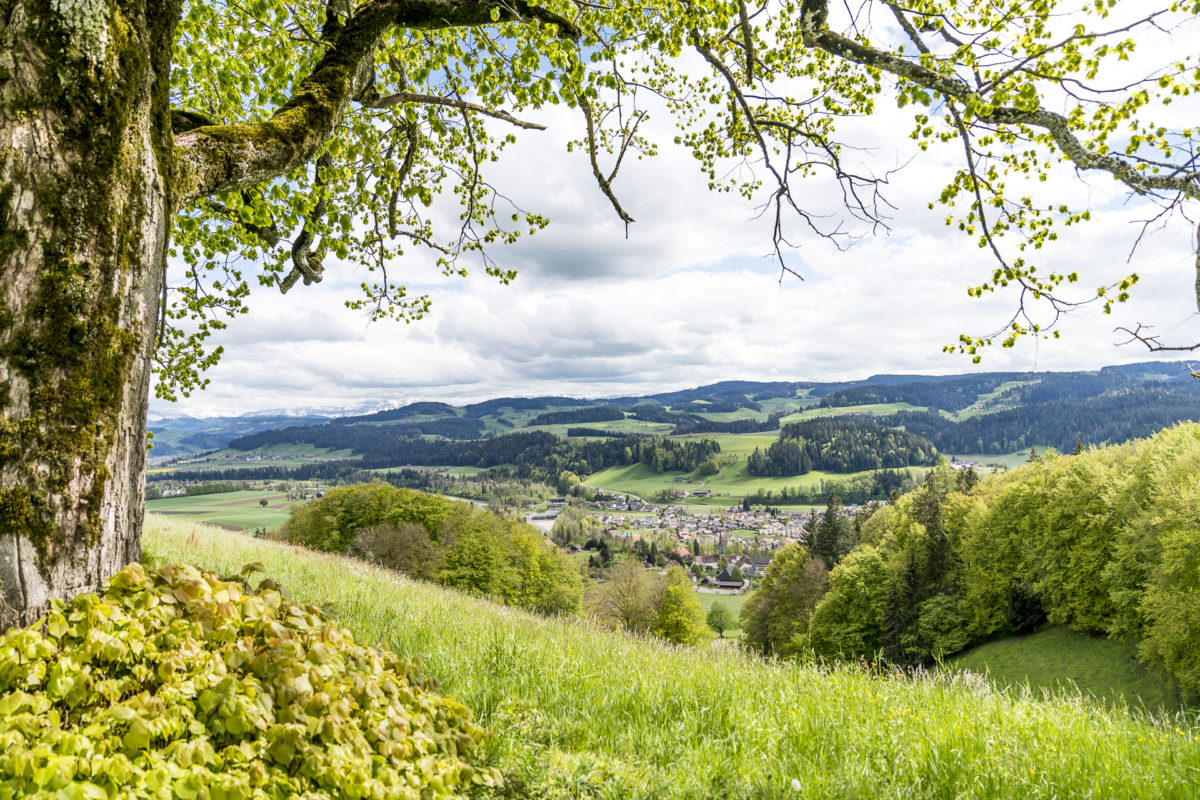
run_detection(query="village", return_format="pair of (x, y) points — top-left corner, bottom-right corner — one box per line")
(552, 490), (869, 595)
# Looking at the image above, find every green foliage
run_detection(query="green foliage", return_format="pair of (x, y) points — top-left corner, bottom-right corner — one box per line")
(0, 563), (498, 798)
(154, 0), (1200, 393)
(808, 546), (890, 661)
(740, 543), (828, 658)
(653, 568), (712, 646)
(705, 601), (734, 638)
(810, 491), (855, 568)
(586, 559), (660, 635)
(795, 422), (1200, 693)
(749, 419), (938, 477)
(912, 594), (971, 662)
(286, 483), (581, 615)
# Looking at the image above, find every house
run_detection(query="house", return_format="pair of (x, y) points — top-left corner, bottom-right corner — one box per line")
(703, 571), (749, 593)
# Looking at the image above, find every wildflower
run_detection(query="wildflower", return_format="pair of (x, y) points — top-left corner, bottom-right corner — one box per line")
(791, 778), (802, 792)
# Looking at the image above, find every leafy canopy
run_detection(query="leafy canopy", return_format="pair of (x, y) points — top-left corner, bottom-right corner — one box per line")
(160, 0), (1200, 396)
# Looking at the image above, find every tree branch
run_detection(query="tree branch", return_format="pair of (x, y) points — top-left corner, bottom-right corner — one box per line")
(173, 0), (578, 207)
(364, 91), (546, 129)
(799, 0), (1200, 201)
(578, 93), (636, 225)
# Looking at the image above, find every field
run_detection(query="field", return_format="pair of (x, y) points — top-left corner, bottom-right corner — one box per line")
(586, 459), (927, 504)
(144, 489), (298, 531)
(950, 380), (1038, 420)
(949, 626), (1189, 712)
(953, 448), (1056, 471)
(526, 419), (675, 436)
(779, 402), (926, 422)
(694, 590), (754, 637)
(149, 443), (354, 474)
(145, 516), (1200, 800)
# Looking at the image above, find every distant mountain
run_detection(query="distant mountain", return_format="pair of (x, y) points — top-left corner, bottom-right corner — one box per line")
(151, 361), (1200, 461)
(146, 413), (336, 458)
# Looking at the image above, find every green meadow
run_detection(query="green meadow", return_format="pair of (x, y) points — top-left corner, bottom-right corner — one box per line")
(586, 459), (926, 503)
(149, 444), (354, 474)
(145, 516), (1200, 800)
(780, 402), (926, 422)
(949, 626), (1189, 713)
(145, 489), (298, 531)
(694, 590), (754, 637)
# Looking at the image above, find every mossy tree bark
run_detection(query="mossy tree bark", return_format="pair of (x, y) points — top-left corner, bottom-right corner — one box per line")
(0, 0), (179, 628)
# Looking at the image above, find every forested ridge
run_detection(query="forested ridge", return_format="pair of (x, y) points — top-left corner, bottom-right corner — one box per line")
(818, 375), (1022, 413)
(883, 386), (1200, 454)
(528, 406), (625, 426)
(747, 419), (939, 476)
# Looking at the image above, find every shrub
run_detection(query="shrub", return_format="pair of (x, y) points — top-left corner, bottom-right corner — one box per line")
(0, 562), (500, 799)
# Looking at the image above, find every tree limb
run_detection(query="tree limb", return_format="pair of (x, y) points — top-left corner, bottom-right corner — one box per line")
(364, 91), (546, 129)
(577, 93), (635, 225)
(798, 0), (1200, 201)
(173, 0), (578, 207)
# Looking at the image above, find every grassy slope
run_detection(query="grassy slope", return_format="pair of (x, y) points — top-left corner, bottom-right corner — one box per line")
(950, 626), (1188, 712)
(780, 402), (926, 422)
(586, 459), (930, 503)
(149, 444), (354, 474)
(146, 515), (1200, 800)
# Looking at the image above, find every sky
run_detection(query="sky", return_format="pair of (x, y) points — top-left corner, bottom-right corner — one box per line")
(152, 8), (1200, 418)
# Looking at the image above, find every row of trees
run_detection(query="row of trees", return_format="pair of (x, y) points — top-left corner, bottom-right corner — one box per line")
(529, 406), (626, 426)
(227, 426), (721, 482)
(742, 424), (1200, 696)
(281, 483), (582, 616)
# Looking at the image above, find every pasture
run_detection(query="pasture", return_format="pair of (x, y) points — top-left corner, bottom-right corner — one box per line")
(948, 626), (1189, 713)
(149, 443), (354, 474)
(144, 489), (298, 531)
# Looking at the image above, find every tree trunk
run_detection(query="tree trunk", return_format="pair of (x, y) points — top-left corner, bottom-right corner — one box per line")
(0, 0), (178, 628)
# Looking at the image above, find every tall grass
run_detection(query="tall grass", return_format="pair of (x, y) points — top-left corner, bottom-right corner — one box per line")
(145, 515), (1200, 799)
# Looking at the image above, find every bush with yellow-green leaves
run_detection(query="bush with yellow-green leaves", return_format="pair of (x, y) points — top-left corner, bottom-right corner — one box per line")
(0, 562), (500, 799)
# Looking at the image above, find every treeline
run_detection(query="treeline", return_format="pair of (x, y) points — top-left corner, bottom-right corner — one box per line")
(627, 404), (685, 423)
(338, 401), (459, 422)
(818, 375), (1019, 412)
(462, 396), (594, 418)
(230, 416), (486, 450)
(183, 481), (244, 496)
(670, 400), (749, 413)
(744, 469), (918, 506)
(671, 412), (785, 435)
(744, 423), (1200, 696)
(747, 419), (938, 476)
(529, 406), (624, 426)
(149, 461), (358, 483)
(374, 470), (554, 517)
(882, 386), (1200, 454)
(282, 483), (582, 615)
(566, 427), (643, 438)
